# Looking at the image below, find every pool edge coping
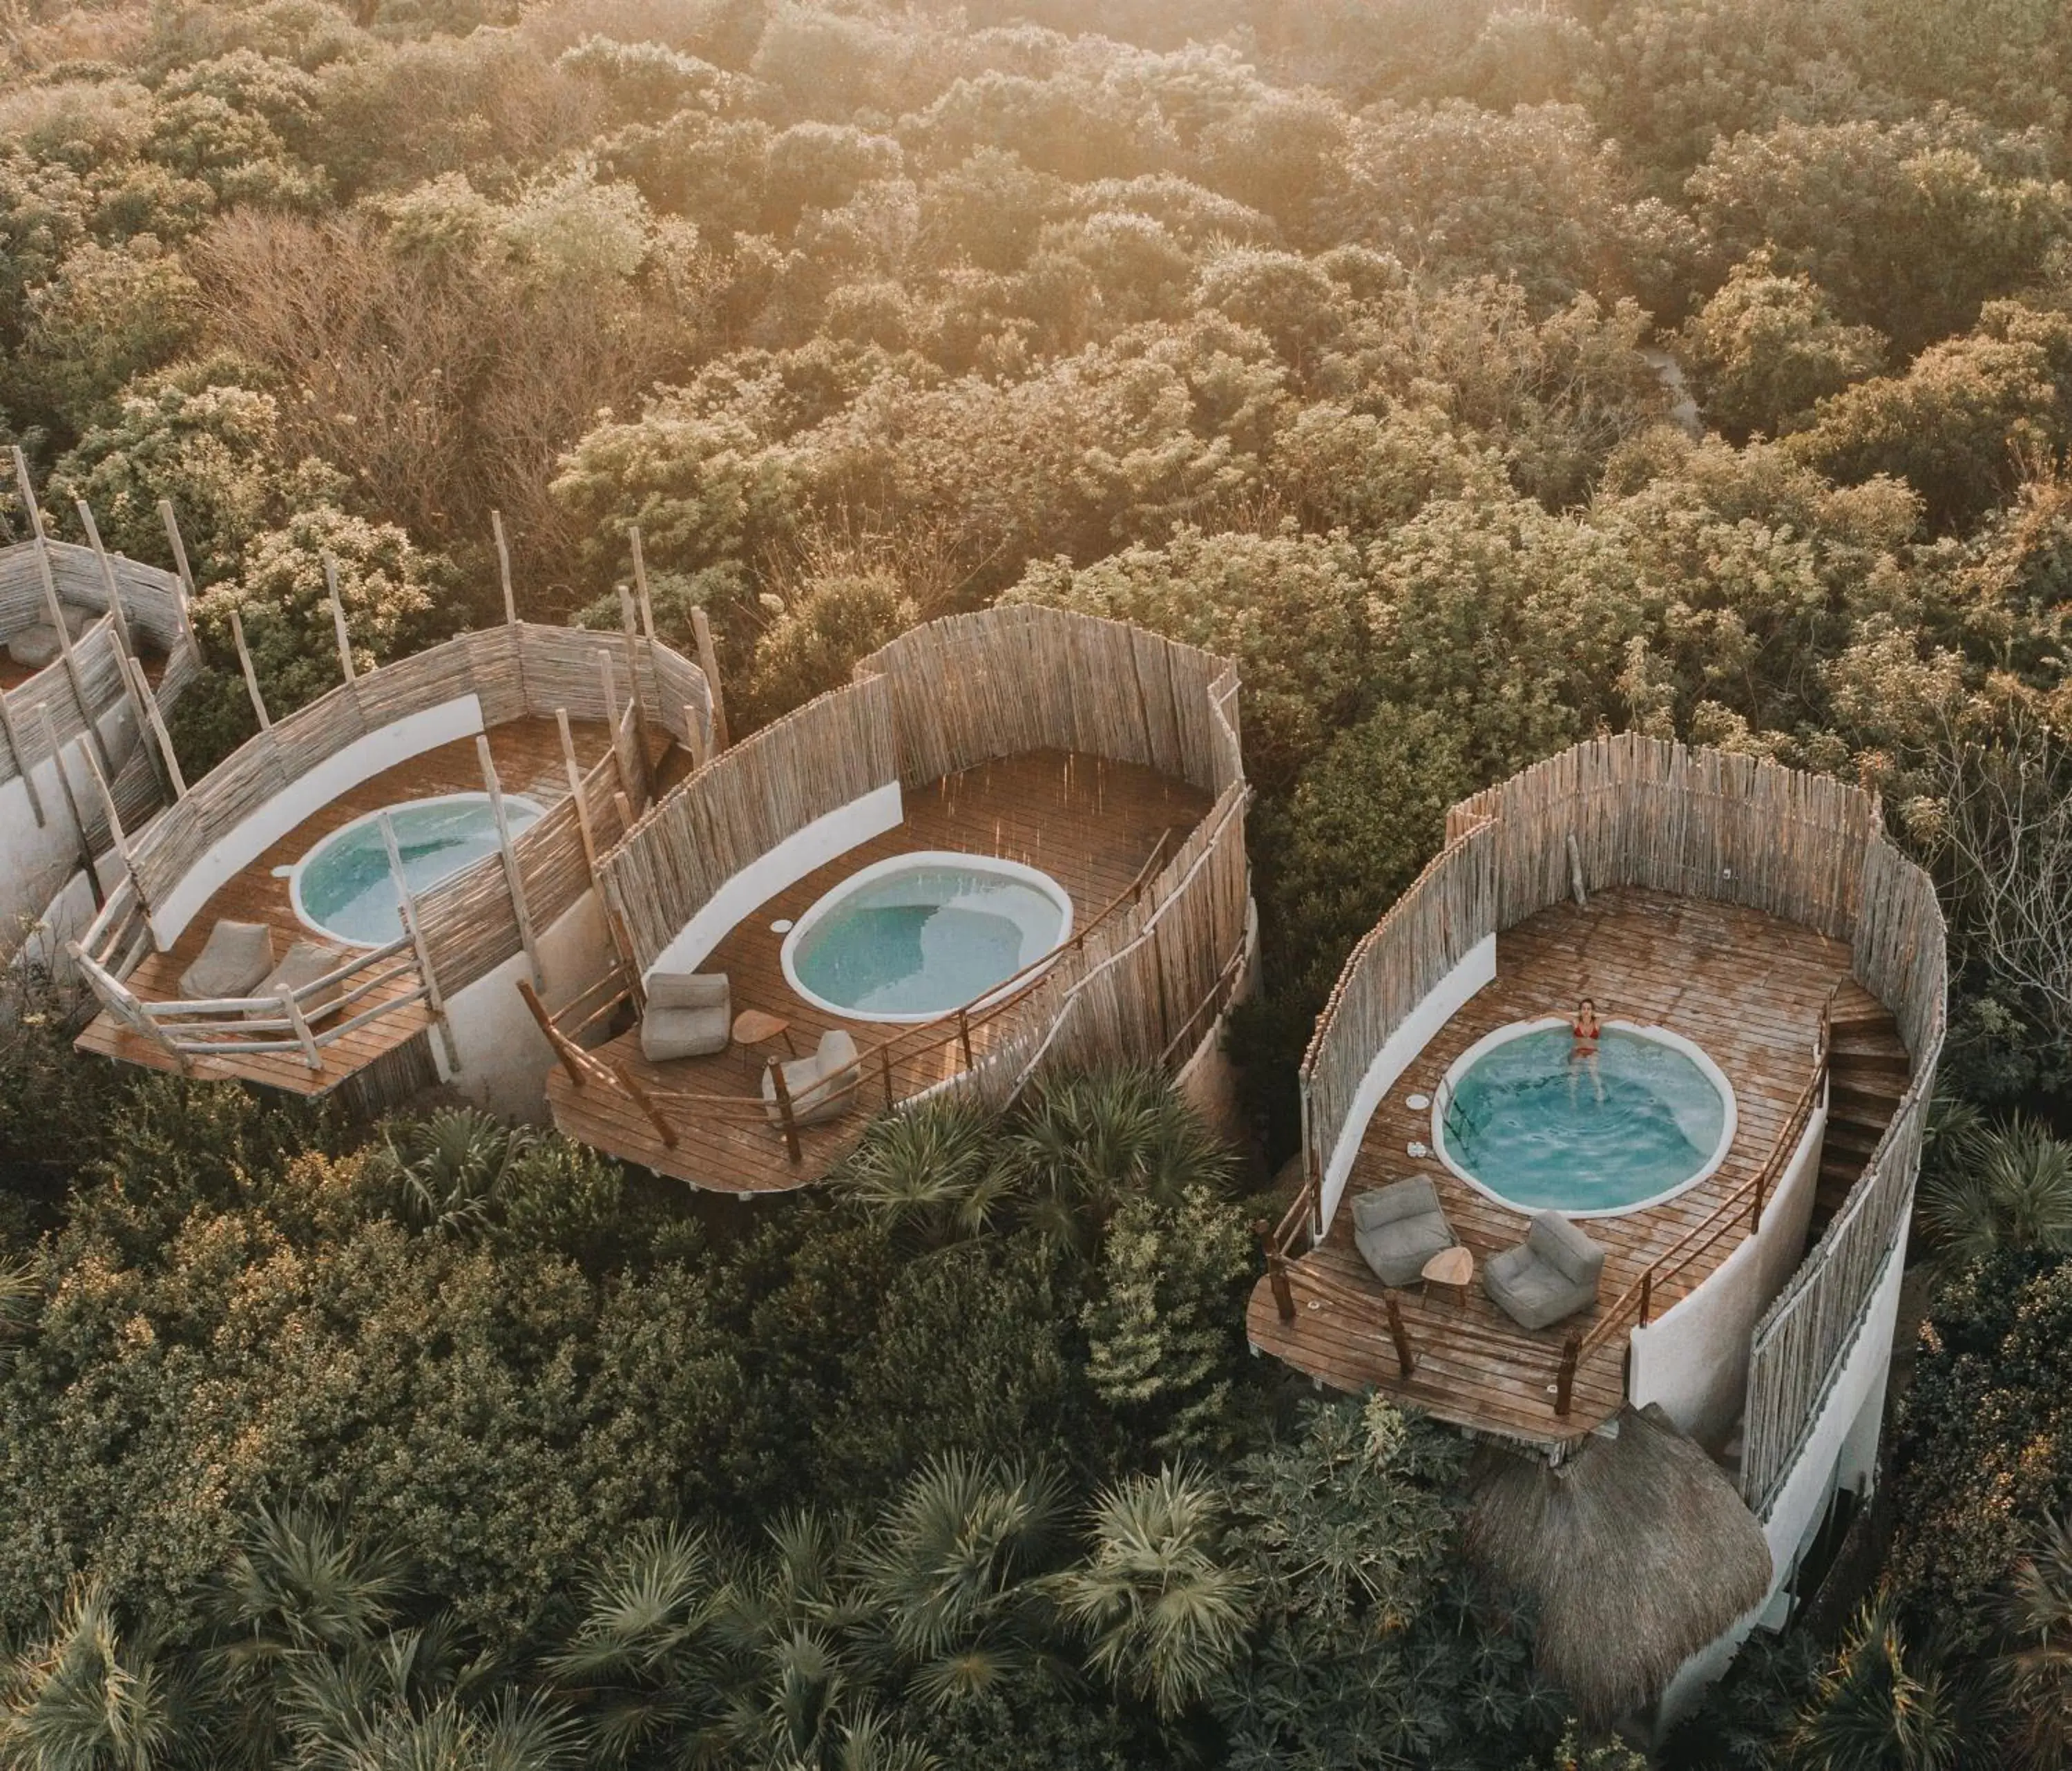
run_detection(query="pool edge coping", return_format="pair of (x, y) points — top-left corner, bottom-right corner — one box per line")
(1427, 1015), (1740, 1219)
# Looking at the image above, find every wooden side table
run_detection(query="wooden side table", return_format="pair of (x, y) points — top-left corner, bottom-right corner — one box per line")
(1421, 1245), (1474, 1310)
(731, 1008), (797, 1060)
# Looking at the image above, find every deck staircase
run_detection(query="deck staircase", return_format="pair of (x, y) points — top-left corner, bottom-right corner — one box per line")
(1811, 999), (1910, 1234)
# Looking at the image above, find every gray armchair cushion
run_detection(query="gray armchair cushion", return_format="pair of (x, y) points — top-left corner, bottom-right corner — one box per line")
(1483, 1211), (1605, 1330)
(1350, 1176), (1457, 1286)
(178, 920), (276, 999)
(640, 971), (731, 1060)
(762, 1029), (861, 1128)
(646, 970), (729, 1013)
(253, 940), (345, 1019)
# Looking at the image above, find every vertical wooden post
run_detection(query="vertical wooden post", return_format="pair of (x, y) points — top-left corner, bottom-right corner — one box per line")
(322, 554), (355, 683)
(124, 655), (184, 797)
(1750, 1168), (1767, 1235)
(0, 692), (44, 827)
(879, 1042), (895, 1109)
(492, 510), (516, 625)
(612, 1062), (680, 1150)
(682, 701), (709, 772)
(75, 501), (135, 660)
(767, 1056), (803, 1163)
(1638, 1267), (1653, 1328)
(71, 707), (129, 864)
(629, 526), (657, 640)
(690, 605), (728, 751)
(35, 705), (95, 881)
(1383, 1294), (1417, 1377)
(155, 499), (201, 661)
(14, 448), (117, 779)
(616, 582), (652, 777)
(229, 607), (272, 732)
(280, 987), (323, 1071)
(956, 1006), (974, 1070)
(599, 653), (644, 807)
(378, 811), (459, 1072)
(555, 709), (601, 884)
(1554, 1336), (1580, 1418)
(1254, 1221), (1296, 1321)
(477, 735), (544, 989)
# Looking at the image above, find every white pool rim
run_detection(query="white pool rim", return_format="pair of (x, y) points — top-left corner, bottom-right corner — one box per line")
(1429, 1016), (1739, 1218)
(289, 789), (544, 949)
(780, 849), (1074, 1025)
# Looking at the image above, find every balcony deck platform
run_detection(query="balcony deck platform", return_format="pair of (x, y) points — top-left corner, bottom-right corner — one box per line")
(545, 749), (1211, 1195)
(1247, 888), (1892, 1450)
(74, 716), (617, 1097)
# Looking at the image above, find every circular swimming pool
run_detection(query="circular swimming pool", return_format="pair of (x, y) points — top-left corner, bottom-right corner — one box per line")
(782, 851), (1073, 1024)
(1432, 1019), (1736, 1216)
(291, 792), (543, 947)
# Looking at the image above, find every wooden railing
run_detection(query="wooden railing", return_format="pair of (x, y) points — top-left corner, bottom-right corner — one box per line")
(529, 816), (1205, 1162)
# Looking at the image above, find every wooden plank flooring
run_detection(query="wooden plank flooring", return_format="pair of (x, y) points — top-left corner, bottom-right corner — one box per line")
(74, 717), (615, 1095)
(546, 750), (1211, 1194)
(1247, 889), (1890, 1448)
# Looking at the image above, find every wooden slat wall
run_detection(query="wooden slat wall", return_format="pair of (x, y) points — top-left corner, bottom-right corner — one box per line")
(861, 605), (1238, 796)
(1317, 729), (1945, 1519)
(1740, 821), (1947, 1515)
(0, 539), (186, 653)
(599, 674), (896, 973)
(119, 620), (707, 933)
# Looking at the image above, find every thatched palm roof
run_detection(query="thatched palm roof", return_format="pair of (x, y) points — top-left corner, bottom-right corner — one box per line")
(1465, 1404), (1772, 1723)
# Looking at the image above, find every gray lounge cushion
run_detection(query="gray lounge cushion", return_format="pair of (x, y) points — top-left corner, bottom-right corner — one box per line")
(762, 1028), (861, 1128)
(6, 608), (90, 671)
(1482, 1210), (1606, 1331)
(253, 940), (345, 1019)
(640, 971), (731, 1061)
(1351, 1176), (1457, 1286)
(178, 919), (276, 999)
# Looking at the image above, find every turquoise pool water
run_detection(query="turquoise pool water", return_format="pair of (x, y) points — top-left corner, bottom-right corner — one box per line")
(293, 793), (541, 946)
(1437, 1027), (1729, 1213)
(786, 859), (1069, 1022)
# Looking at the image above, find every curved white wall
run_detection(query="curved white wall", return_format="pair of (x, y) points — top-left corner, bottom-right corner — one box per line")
(0, 698), (142, 958)
(644, 782), (903, 983)
(1315, 933), (1495, 1232)
(1629, 1092), (1828, 1446)
(148, 695), (485, 947)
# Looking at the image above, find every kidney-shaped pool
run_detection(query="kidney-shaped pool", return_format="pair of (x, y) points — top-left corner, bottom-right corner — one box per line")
(782, 851), (1073, 1024)
(291, 792), (543, 947)
(1432, 1019), (1737, 1216)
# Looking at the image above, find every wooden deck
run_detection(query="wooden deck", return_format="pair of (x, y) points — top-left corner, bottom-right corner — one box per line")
(75, 716), (615, 1095)
(1248, 889), (1891, 1448)
(546, 750), (1211, 1194)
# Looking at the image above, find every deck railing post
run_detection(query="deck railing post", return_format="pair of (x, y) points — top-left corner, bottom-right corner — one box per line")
(1383, 1294), (1417, 1377)
(612, 1062), (680, 1151)
(768, 1057), (803, 1163)
(690, 605), (728, 751)
(477, 735), (544, 989)
(322, 554), (355, 684)
(155, 498), (201, 661)
(957, 1007), (974, 1071)
(281, 988), (323, 1072)
(378, 812), (459, 1072)
(1638, 1267), (1653, 1328)
(879, 1043), (895, 1109)
(517, 976), (588, 1087)
(229, 606), (273, 732)
(1554, 1336), (1580, 1418)
(1254, 1220), (1297, 1321)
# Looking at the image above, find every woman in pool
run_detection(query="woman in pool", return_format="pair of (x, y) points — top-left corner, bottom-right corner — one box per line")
(1569, 996), (1605, 1104)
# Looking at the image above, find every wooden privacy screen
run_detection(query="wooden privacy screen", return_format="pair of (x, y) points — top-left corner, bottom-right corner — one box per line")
(1302, 731), (1945, 1515)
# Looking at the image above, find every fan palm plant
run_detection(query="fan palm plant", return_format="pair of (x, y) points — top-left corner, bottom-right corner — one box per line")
(1918, 1114), (2072, 1267)
(0, 1580), (192, 1771)
(1048, 1466), (1251, 1719)
(834, 1102), (1012, 1247)
(2004, 1511), (2072, 1768)
(1785, 1595), (1962, 1771)
(851, 1453), (1067, 1710)
(372, 1109), (535, 1236)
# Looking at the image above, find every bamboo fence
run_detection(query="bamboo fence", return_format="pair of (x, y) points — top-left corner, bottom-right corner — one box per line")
(1301, 732), (1944, 1507)
(78, 620), (711, 1069)
(583, 606), (1251, 1156)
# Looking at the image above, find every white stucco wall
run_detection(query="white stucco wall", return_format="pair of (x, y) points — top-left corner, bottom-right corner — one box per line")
(435, 888), (616, 1122)
(1316, 932), (1497, 1232)
(0, 699), (141, 955)
(150, 695), (485, 946)
(644, 781), (903, 982)
(1654, 1221), (1912, 1730)
(1628, 1093), (1828, 1446)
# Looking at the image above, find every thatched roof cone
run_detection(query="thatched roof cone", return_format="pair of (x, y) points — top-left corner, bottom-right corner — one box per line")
(1465, 1404), (1772, 1723)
